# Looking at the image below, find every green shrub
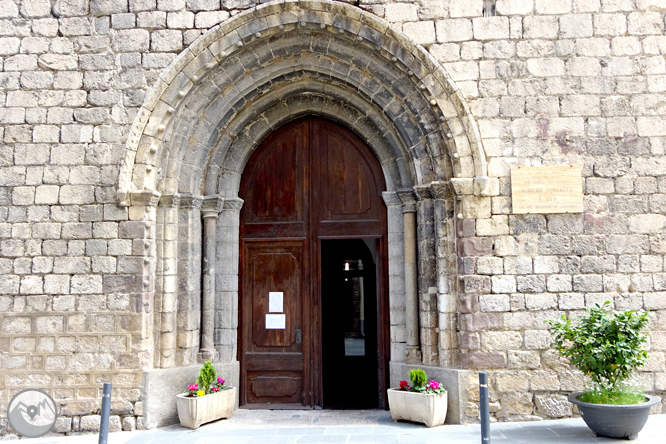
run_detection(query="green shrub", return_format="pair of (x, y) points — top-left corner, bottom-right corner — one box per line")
(548, 302), (650, 404)
(409, 369), (427, 389)
(197, 361), (217, 394)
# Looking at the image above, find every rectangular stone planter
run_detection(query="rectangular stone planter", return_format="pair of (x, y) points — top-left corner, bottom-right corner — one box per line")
(176, 387), (236, 429)
(387, 388), (447, 427)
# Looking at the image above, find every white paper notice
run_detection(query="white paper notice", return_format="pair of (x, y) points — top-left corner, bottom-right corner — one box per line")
(268, 292), (283, 313)
(266, 314), (286, 329)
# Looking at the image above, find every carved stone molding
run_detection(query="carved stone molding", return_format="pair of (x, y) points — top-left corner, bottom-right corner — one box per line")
(179, 194), (203, 210)
(429, 181), (454, 199)
(130, 190), (161, 207)
(159, 194), (181, 208)
(222, 197), (244, 211)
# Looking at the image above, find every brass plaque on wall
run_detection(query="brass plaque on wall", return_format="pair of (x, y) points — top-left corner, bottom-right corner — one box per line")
(511, 166), (583, 214)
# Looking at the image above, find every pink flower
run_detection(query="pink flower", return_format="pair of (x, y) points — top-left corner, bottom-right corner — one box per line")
(212, 387), (220, 392)
(428, 380), (440, 390)
(217, 378), (225, 385)
(188, 384), (198, 391)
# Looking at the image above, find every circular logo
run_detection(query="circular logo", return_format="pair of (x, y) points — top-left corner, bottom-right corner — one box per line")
(7, 389), (57, 438)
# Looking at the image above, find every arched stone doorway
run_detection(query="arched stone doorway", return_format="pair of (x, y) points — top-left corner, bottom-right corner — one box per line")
(239, 117), (388, 409)
(119, 0), (491, 427)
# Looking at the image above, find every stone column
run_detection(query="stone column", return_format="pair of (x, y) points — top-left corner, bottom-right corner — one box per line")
(430, 181), (459, 367)
(156, 193), (180, 368)
(216, 197), (244, 362)
(128, 190), (161, 367)
(415, 185), (438, 366)
(398, 191), (421, 364)
(177, 195), (203, 366)
(199, 195), (224, 362)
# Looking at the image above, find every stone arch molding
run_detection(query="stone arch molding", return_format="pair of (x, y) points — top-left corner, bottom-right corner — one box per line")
(117, 0), (490, 206)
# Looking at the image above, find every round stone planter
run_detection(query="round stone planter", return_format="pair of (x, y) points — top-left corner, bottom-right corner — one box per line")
(176, 387), (236, 429)
(387, 388), (448, 427)
(568, 392), (660, 440)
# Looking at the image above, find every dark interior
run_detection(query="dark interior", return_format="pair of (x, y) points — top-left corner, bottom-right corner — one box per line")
(321, 239), (379, 409)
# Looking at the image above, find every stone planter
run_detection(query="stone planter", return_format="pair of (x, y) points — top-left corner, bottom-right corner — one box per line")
(387, 388), (448, 427)
(176, 387), (236, 429)
(568, 392), (660, 440)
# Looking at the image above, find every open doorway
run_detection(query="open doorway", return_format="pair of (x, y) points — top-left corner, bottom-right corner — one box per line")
(321, 239), (379, 409)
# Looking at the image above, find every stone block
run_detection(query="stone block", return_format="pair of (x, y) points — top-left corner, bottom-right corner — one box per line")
(151, 29), (182, 52)
(449, 0), (482, 17)
(194, 10), (228, 29)
(91, 0), (128, 14)
(436, 19), (473, 43)
(517, 275), (546, 293)
(473, 17), (509, 40)
(167, 10), (194, 29)
(112, 29), (149, 52)
(495, 371), (530, 392)
(535, 394), (571, 418)
(525, 293), (558, 310)
(60, 185), (95, 205)
(385, 3), (418, 22)
(491, 275), (516, 293)
(403, 21), (436, 45)
(461, 351), (507, 369)
(477, 257), (503, 275)
(628, 11), (664, 35)
(496, 0), (534, 15)
(459, 237), (493, 256)
(80, 415), (101, 432)
(479, 294), (510, 312)
(508, 351), (540, 369)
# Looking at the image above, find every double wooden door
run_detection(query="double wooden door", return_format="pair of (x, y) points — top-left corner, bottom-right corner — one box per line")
(239, 117), (388, 408)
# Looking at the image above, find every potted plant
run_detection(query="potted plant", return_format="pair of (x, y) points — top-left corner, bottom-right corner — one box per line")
(387, 369), (447, 427)
(176, 361), (236, 429)
(548, 302), (660, 439)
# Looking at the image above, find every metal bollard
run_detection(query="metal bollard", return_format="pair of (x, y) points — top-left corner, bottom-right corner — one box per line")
(98, 383), (112, 444)
(479, 372), (490, 444)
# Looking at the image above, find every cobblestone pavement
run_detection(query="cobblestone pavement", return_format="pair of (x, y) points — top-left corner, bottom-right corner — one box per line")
(10, 410), (666, 444)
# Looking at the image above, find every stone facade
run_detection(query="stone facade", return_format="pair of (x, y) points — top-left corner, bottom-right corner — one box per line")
(0, 0), (665, 434)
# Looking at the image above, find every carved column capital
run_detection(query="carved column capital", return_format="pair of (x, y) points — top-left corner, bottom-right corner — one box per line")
(179, 194), (203, 210)
(397, 190), (417, 213)
(428, 181), (454, 199)
(202, 195), (224, 218)
(223, 197), (244, 211)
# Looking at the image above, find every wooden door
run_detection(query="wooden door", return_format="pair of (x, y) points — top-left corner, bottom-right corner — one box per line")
(239, 117), (388, 408)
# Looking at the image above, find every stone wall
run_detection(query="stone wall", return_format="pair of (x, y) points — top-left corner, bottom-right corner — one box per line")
(0, 0), (664, 434)
(367, 0), (666, 420)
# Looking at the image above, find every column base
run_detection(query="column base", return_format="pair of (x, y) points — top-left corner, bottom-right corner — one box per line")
(197, 349), (219, 362)
(405, 346), (422, 364)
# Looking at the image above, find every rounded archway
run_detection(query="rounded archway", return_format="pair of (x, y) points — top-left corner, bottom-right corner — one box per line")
(126, 0), (487, 426)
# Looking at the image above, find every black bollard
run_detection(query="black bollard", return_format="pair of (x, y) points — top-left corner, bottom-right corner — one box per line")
(98, 383), (112, 444)
(479, 372), (490, 444)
